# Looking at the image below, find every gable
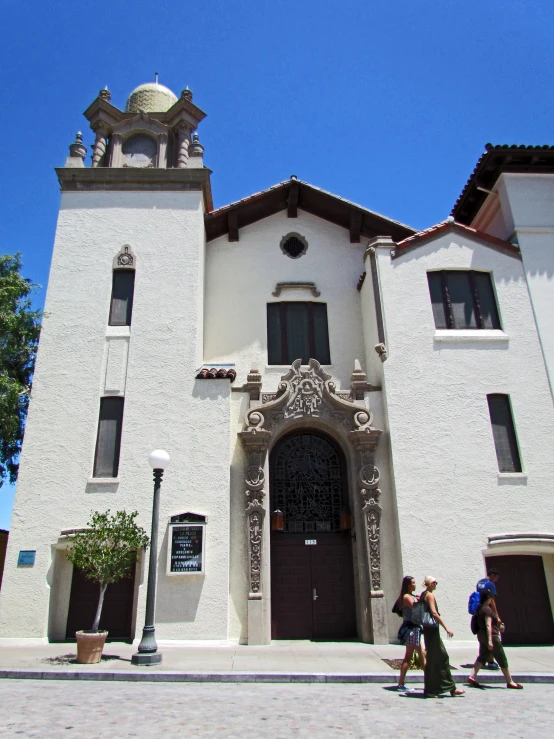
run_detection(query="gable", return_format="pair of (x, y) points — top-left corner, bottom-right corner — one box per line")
(204, 179), (415, 243)
(392, 221), (521, 261)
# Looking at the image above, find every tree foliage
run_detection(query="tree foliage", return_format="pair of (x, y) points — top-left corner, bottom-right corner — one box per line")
(0, 253), (41, 486)
(66, 510), (149, 632)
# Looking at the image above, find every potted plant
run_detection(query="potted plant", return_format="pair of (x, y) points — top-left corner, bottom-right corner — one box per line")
(66, 510), (149, 664)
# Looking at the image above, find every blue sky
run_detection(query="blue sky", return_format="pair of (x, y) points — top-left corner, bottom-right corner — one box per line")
(1, 0), (552, 528)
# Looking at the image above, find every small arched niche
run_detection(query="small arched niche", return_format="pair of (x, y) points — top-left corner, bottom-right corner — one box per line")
(121, 134), (158, 168)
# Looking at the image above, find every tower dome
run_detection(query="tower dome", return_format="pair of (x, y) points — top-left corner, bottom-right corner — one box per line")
(125, 81), (178, 113)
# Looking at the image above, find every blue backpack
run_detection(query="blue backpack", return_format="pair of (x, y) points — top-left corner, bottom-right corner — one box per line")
(468, 590), (480, 615)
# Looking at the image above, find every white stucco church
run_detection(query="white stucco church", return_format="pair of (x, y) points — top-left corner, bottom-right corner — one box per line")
(1, 80), (554, 646)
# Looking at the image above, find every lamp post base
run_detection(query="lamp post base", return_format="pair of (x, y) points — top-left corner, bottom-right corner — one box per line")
(131, 651), (163, 666)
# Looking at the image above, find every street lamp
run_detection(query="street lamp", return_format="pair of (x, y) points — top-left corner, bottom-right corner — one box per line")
(131, 449), (170, 666)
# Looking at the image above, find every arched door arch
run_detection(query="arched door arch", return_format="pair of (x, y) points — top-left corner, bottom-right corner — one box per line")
(239, 359), (387, 645)
(270, 430), (356, 639)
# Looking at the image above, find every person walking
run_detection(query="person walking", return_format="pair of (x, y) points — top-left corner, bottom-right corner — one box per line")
(420, 576), (464, 698)
(392, 575), (426, 692)
(468, 588), (523, 690)
(476, 567), (501, 670)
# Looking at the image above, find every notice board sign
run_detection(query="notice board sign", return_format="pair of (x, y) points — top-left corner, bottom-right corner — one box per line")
(167, 523), (206, 575)
(17, 550), (36, 566)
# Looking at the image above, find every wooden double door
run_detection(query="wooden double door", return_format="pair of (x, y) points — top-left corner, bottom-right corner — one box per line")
(66, 566), (136, 641)
(270, 431), (357, 640)
(485, 554), (554, 645)
(271, 533), (357, 640)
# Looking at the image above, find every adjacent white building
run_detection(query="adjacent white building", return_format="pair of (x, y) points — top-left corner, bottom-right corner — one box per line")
(1, 83), (553, 647)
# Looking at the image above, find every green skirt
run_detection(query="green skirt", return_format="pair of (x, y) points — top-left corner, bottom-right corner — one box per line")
(423, 626), (456, 695)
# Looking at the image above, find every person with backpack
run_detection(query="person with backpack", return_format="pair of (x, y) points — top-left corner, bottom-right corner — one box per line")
(468, 567), (501, 669)
(467, 587), (523, 690)
(392, 575), (426, 693)
(416, 576), (465, 698)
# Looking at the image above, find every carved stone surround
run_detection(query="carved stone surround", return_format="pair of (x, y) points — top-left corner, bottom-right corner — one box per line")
(239, 359), (385, 640)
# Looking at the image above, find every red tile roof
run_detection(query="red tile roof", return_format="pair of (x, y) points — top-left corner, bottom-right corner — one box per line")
(204, 178), (415, 243)
(452, 144), (554, 225)
(195, 367), (237, 382)
(393, 220), (520, 259)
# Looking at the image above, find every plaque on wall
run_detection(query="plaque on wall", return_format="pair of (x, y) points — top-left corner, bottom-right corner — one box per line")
(167, 514), (207, 575)
(17, 550), (36, 566)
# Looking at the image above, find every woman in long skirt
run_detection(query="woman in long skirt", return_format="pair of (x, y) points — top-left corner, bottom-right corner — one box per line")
(421, 575), (464, 698)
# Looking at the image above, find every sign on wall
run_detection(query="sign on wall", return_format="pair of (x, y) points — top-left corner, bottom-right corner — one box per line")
(17, 550), (36, 566)
(167, 513), (207, 575)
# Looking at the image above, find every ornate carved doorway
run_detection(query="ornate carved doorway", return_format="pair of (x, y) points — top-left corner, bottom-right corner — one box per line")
(270, 431), (356, 640)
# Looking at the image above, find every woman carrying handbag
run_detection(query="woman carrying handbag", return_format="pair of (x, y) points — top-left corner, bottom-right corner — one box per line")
(416, 576), (464, 698)
(392, 575), (426, 692)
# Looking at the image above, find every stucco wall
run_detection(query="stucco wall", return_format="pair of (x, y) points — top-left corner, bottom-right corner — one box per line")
(0, 190), (232, 641)
(204, 211), (367, 389)
(206, 211), (402, 641)
(377, 233), (554, 639)
(499, 174), (554, 395)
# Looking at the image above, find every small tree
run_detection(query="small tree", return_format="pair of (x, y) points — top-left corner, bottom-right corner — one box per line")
(66, 510), (149, 633)
(0, 253), (42, 486)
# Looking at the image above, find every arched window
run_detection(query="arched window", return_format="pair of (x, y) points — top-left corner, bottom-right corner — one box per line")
(121, 134), (157, 168)
(109, 270), (135, 326)
(271, 432), (346, 533)
(109, 246), (136, 326)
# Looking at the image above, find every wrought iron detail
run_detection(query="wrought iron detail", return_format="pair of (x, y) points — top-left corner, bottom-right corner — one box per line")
(272, 434), (344, 533)
(279, 233), (308, 259)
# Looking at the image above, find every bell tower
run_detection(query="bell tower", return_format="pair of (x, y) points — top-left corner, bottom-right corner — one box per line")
(65, 79), (208, 174)
(0, 79), (233, 643)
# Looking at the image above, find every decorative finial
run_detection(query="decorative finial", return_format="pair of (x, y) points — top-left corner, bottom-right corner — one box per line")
(99, 87), (112, 102)
(189, 132), (204, 157)
(291, 174), (298, 180)
(181, 86), (193, 101)
(155, 72), (159, 84)
(69, 131), (87, 160)
(446, 215), (455, 224)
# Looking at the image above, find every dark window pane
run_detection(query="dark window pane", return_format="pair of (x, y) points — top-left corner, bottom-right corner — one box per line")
(474, 272), (501, 329)
(487, 394), (522, 473)
(267, 302), (331, 365)
(446, 272), (476, 329)
(93, 397), (124, 478)
(312, 303), (331, 364)
(109, 270), (135, 326)
(285, 303), (310, 364)
(267, 303), (283, 364)
(427, 272), (448, 329)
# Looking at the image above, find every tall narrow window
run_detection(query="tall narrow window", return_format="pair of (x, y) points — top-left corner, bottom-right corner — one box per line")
(267, 302), (331, 365)
(487, 394), (522, 472)
(427, 271), (501, 330)
(93, 397), (124, 478)
(109, 270), (135, 326)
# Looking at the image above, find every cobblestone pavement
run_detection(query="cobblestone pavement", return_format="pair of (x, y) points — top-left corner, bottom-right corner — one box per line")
(0, 680), (552, 738)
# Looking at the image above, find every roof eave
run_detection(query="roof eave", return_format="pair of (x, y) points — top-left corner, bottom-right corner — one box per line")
(393, 221), (521, 261)
(452, 144), (554, 225)
(205, 179), (415, 243)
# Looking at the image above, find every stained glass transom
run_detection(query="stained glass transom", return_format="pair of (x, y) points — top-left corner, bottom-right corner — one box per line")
(272, 433), (344, 533)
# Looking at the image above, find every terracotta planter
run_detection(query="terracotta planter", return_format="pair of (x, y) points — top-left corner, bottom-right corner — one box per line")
(76, 631), (108, 664)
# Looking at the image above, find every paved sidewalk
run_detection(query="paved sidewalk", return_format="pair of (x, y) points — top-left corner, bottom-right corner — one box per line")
(1, 640), (553, 682)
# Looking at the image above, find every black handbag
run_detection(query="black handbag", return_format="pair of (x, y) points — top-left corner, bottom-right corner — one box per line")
(412, 594), (438, 628)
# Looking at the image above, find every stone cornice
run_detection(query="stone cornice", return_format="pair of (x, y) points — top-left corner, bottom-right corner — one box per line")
(56, 167), (214, 211)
